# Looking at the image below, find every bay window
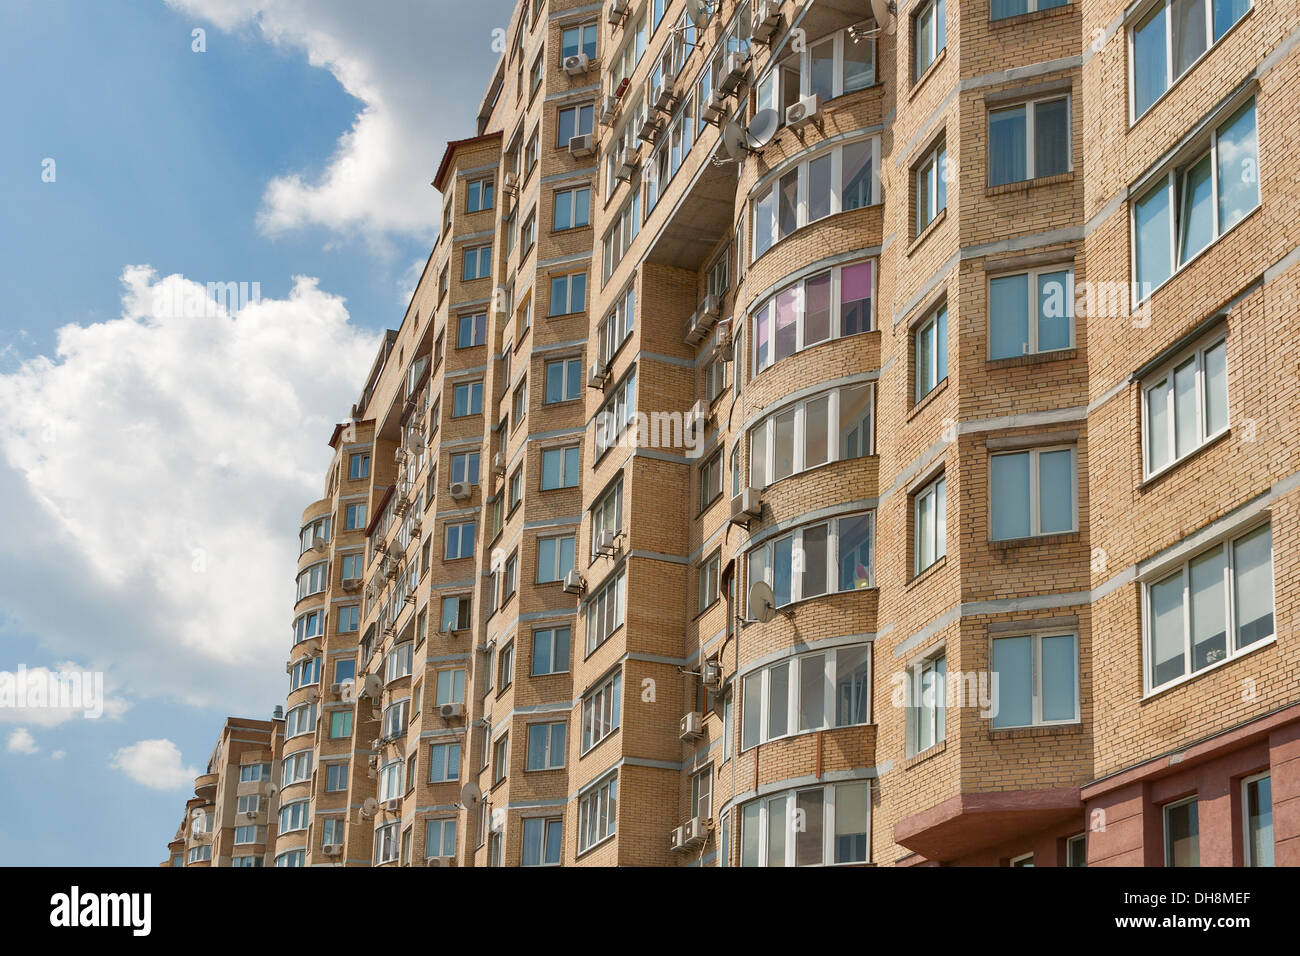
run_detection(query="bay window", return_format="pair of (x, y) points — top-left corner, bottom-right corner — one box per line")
(751, 141), (880, 260)
(740, 643), (870, 749)
(1142, 333), (1228, 477)
(740, 781), (869, 866)
(752, 260), (875, 372)
(746, 512), (874, 611)
(748, 383), (873, 488)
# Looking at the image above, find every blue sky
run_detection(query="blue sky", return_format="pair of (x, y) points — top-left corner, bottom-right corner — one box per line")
(0, 0), (504, 865)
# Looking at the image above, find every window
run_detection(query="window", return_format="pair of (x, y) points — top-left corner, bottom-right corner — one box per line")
(601, 191), (640, 280)
(453, 380), (483, 417)
(445, 521), (475, 560)
(318, 818), (343, 849)
(522, 817), (563, 866)
(426, 818), (457, 859)
(705, 355), (727, 401)
(497, 641), (515, 691)
(521, 210), (536, 254)
(913, 474), (946, 575)
(690, 767), (713, 820)
(231, 855), (261, 867)
(584, 569), (626, 654)
(545, 358), (582, 404)
(739, 781), (869, 866)
(914, 141), (948, 233)
(512, 378), (528, 429)
(991, 632), (1079, 728)
(188, 845), (212, 864)
(537, 534), (576, 583)
(296, 562), (328, 602)
(993, 0), (1068, 17)
(278, 801), (308, 835)
(577, 772), (618, 853)
(501, 550), (519, 603)
(508, 467), (523, 512)
(907, 653), (946, 755)
(530, 51), (544, 96)
(434, 668), (467, 705)
(755, 29), (875, 125)
(340, 553), (363, 582)
(325, 763), (348, 792)
(450, 451), (480, 486)
(374, 822), (399, 865)
(492, 734), (509, 784)
(239, 762), (270, 783)
(526, 721), (567, 770)
(1164, 797), (1199, 866)
(457, 312), (487, 348)
(233, 824), (266, 845)
(752, 262), (873, 373)
(532, 626), (571, 675)
(746, 512), (874, 608)
(557, 103), (595, 147)
(348, 453), (370, 480)
(285, 703), (315, 738)
(590, 479), (622, 557)
(989, 268), (1074, 359)
(1132, 99), (1258, 298)
(1144, 522), (1273, 692)
(329, 710), (352, 738)
(1131, 0), (1251, 120)
(562, 22), (597, 61)
(541, 445), (580, 489)
(747, 384), (874, 488)
(594, 370), (637, 458)
(236, 794), (260, 814)
(292, 609), (323, 645)
(553, 186), (591, 230)
(597, 285), (635, 367)
(299, 516), (330, 553)
(913, 0), (946, 79)
(750, 142), (880, 260)
(288, 656), (319, 690)
(1142, 334), (1228, 477)
(378, 759), (403, 802)
(386, 642), (414, 682)
(382, 699), (409, 738)
(913, 304), (948, 401)
(281, 750), (311, 786)
(1243, 772), (1273, 867)
(988, 96), (1071, 186)
(439, 595), (471, 633)
(990, 447), (1076, 540)
(467, 178), (494, 213)
(549, 272), (586, 316)
(700, 451), (722, 510)
(581, 670), (622, 752)
(740, 644), (870, 749)
(463, 244), (492, 281)
(1066, 833), (1087, 867)
(697, 551), (720, 614)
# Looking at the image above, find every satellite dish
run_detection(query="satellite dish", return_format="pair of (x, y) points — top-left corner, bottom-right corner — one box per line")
(870, 0), (897, 34)
(747, 109), (780, 149)
(685, 0), (712, 31)
(460, 782), (482, 808)
(361, 797), (378, 816)
(748, 581), (778, 624)
(721, 120), (749, 161)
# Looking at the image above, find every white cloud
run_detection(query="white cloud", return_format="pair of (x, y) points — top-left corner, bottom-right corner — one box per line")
(50, 750), (66, 761)
(166, 0), (504, 240)
(0, 267), (380, 714)
(6, 728), (38, 755)
(110, 739), (199, 790)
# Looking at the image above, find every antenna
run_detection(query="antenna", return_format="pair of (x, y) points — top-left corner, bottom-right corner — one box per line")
(869, 0), (898, 35)
(721, 120), (749, 161)
(685, 0), (713, 31)
(746, 109), (780, 150)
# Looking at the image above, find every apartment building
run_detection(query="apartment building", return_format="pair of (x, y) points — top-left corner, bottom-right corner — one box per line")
(166, 0), (1299, 867)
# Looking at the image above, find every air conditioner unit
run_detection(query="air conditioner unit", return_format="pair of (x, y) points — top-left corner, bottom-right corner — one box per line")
(563, 52), (591, 76)
(636, 112), (659, 144)
(615, 145), (641, 182)
(719, 51), (748, 94)
(587, 361), (608, 389)
(449, 481), (471, 501)
(383, 798), (401, 812)
(731, 487), (762, 521)
(569, 133), (595, 158)
(750, 0), (783, 44)
(711, 318), (733, 356)
(701, 660), (722, 689)
(669, 826), (686, 852)
(702, 88), (728, 124)
(439, 702), (465, 719)
(425, 855), (457, 867)
(322, 843), (342, 856)
(786, 94), (822, 127)
(492, 451), (505, 475)
(243, 810), (257, 821)
(502, 172), (518, 194)
(561, 570), (585, 594)
(341, 577), (362, 592)
(598, 95), (619, 126)
(680, 711), (703, 740)
(607, 0), (630, 25)
(655, 67), (680, 110)
(330, 681), (347, 697)
(595, 529), (618, 555)
(683, 815), (709, 848)
(685, 296), (720, 345)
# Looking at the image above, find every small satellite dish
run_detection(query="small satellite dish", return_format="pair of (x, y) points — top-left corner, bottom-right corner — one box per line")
(870, 0), (897, 34)
(460, 782), (483, 808)
(361, 796), (378, 816)
(748, 581), (778, 624)
(747, 109), (780, 149)
(721, 120), (749, 161)
(685, 0), (712, 31)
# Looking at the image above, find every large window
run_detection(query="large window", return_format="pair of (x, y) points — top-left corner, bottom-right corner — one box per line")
(991, 632), (1079, 727)
(532, 626), (571, 675)
(426, 818), (457, 859)
(584, 569), (626, 654)
(557, 103), (594, 147)
(537, 534), (576, 583)
(740, 781), (869, 866)
(748, 384), (874, 489)
(450, 451), (480, 486)
(278, 801), (309, 834)
(740, 644), (870, 749)
(988, 96), (1071, 186)
(1130, 0), (1252, 120)
(913, 304), (948, 401)
(989, 268), (1074, 359)
(374, 823), (400, 865)
(746, 513), (875, 610)
(1132, 99), (1258, 298)
(750, 142), (880, 260)
(434, 668), (467, 705)
(913, 0), (946, 79)
(577, 772), (618, 854)
(1243, 772), (1273, 867)
(990, 446), (1076, 540)
(594, 370), (637, 458)
(296, 562), (327, 600)
(581, 669), (622, 753)
(1142, 333), (1228, 477)
(526, 721), (567, 770)
(1144, 522), (1273, 692)
(293, 609), (323, 645)
(755, 29), (875, 122)
(602, 192), (640, 281)
(285, 703), (315, 738)
(522, 817), (563, 866)
(281, 750), (311, 786)
(913, 474), (947, 574)
(1164, 797), (1199, 866)
(752, 261), (875, 372)
(541, 445), (581, 489)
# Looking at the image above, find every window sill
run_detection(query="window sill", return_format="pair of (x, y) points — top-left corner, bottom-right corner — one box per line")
(908, 47), (948, 103)
(908, 207), (947, 257)
(990, 530), (1079, 551)
(989, 3), (1075, 29)
(987, 720), (1081, 740)
(985, 170), (1074, 197)
(907, 377), (949, 421)
(987, 347), (1077, 370)
(1139, 428), (1232, 489)
(1141, 634), (1277, 702)
(904, 740), (946, 768)
(908, 554), (947, 589)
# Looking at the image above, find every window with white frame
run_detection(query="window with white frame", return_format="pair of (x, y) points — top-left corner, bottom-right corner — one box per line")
(532, 626), (571, 675)
(914, 140), (948, 234)
(386, 642), (414, 682)
(740, 643), (870, 749)
(450, 451), (480, 486)
(382, 699), (409, 738)
(906, 652), (946, 755)
(557, 102), (594, 147)
(239, 762), (270, 783)
(913, 0), (946, 79)
(553, 185), (591, 230)
(751, 141), (880, 260)
(1142, 332), (1228, 477)
(756, 29), (875, 124)
(291, 609), (322, 646)
(748, 384), (874, 489)
(1144, 522), (1273, 692)
(740, 780), (870, 866)
(993, 0), (1068, 18)
(453, 380), (484, 417)
(445, 521), (475, 560)
(320, 818), (344, 847)
(426, 818), (457, 859)
(1242, 772), (1273, 867)
(545, 358), (582, 404)
(234, 825), (266, 844)
(913, 473), (946, 574)
(463, 244), (492, 281)
(299, 515), (330, 553)
(457, 311), (487, 348)
(988, 96), (1071, 186)
(1130, 0), (1251, 120)
(427, 740), (461, 782)
(439, 595), (471, 633)
(990, 446), (1076, 540)
(288, 656), (319, 691)
(913, 304), (948, 401)
(236, 794), (260, 814)
(537, 534), (576, 583)
(752, 260), (875, 371)
(700, 451), (723, 511)
(591, 478), (623, 557)
(581, 669), (622, 752)
(989, 267), (1074, 359)
(1132, 98), (1258, 299)
(467, 177), (494, 213)
(584, 569), (626, 654)
(541, 445), (581, 489)
(597, 285), (635, 368)
(526, 721), (567, 770)
(697, 551), (720, 614)
(296, 562), (328, 600)
(522, 817), (563, 866)
(188, 845), (213, 864)
(378, 759), (403, 802)
(273, 849), (303, 867)
(549, 271), (586, 316)
(690, 766), (713, 820)
(577, 771), (618, 853)
(644, 91), (694, 213)
(281, 750), (311, 786)
(285, 703), (315, 738)
(594, 370), (637, 458)
(747, 512), (875, 609)
(231, 855), (262, 867)
(991, 632), (1079, 728)
(602, 191), (641, 280)
(374, 822), (399, 864)
(278, 800), (309, 834)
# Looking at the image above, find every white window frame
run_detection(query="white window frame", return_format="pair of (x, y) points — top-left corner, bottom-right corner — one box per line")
(989, 445), (1078, 541)
(525, 720), (567, 771)
(739, 780), (871, 866)
(913, 473), (947, 575)
(987, 266), (1076, 359)
(537, 533), (576, 583)
(987, 95), (1073, 187)
(751, 260), (876, 373)
(747, 384), (875, 488)
(745, 512), (876, 609)
(739, 643), (872, 750)
(1140, 332), (1229, 479)
(577, 771), (619, 854)
(989, 631), (1081, 728)
(580, 669), (622, 753)
(1127, 0), (1253, 123)
(913, 0), (946, 79)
